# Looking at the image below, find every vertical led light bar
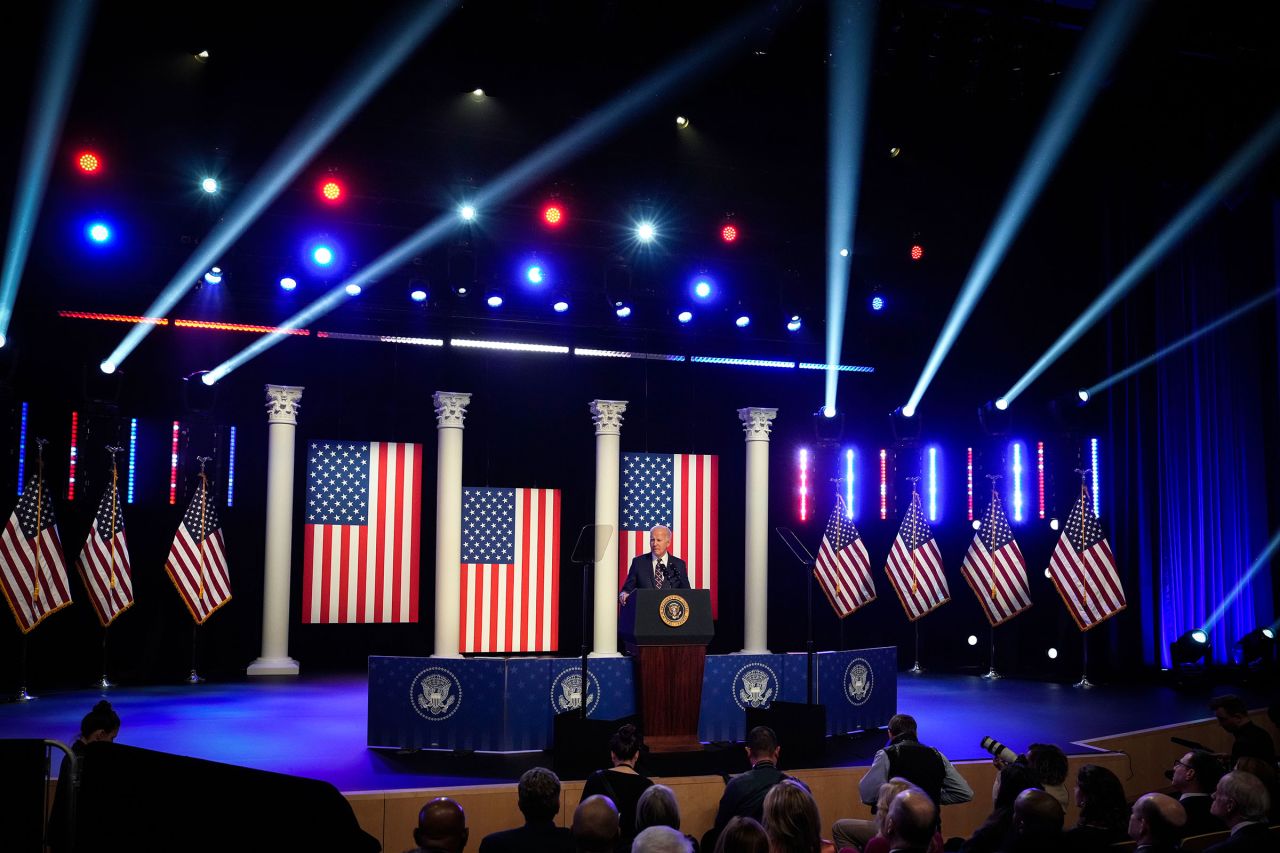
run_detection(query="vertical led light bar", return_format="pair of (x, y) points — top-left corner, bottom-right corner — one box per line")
(17, 401), (28, 495)
(127, 418), (137, 504)
(845, 448), (854, 519)
(879, 448), (888, 520)
(1091, 437), (1100, 516)
(1011, 441), (1024, 522)
(798, 448), (809, 521)
(169, 420), (180, 505)
(1037, 441), (1045, 519)
(227, 426), (237, 507)
(67, 411), (79, 500)
(927, 446), (939, 522)
(966, 446), (974, 521)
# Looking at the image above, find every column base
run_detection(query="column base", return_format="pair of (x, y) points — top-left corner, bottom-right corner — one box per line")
(736, 648), (771, 655)
(588, 650), (624, 658)
(430, 653), (463, 660)
(246, 657), (300, 677)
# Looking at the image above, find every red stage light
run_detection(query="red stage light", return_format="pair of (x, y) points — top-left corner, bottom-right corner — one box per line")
(910, 244), (924, 261)
(721, 224), (738, 243)
(319, 179), (343, 203)
(542, 204), (565, 227)
(77, 151), (101, 174)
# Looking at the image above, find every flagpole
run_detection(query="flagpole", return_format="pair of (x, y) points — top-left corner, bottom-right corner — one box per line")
(905, 479), (925, 675)
(982, 475), (1003, 680)
(16, 634), (35, 702)
(99, 445), (124, 690)
(984, 626), (1001, 680)
(1072, 469), (1094, 689)
(910, 621), (924, 674)
(189, 457), (213, 685)
(189, 623), (204, 684)
(16, 439), (50, 702)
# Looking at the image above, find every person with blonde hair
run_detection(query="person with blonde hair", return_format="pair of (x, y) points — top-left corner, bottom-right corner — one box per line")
(762, 779), (834, 853)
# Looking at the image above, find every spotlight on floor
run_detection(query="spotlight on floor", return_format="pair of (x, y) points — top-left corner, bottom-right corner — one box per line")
(1235, 627), (1276, 667)
(486, 293), (503, 308)
(553, 300), (569, 313)
(677, 310), (693, 324)
(471, 88), (485, 98)
(1170, 629), (1210, 667)
(279, 277), (297, 292)
(203, 267), (223, 285)
(787, 315), (802, 332)
(410, 288), (427, 303)
(615, 303), (632, 319)
(735, 315), (750, 328)
(345, 283), (361, 296)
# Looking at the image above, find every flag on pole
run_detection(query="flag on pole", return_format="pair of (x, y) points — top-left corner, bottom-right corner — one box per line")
(884, 490), (950, 621)
(1047, 486), (1125, 631)
(165, 474), (230, 624)
(75, 474), (134, 627)
(813, 496), (875, 618)
(961, 492), (1031, 626)
(619, 452), (719, 616)
(0, 474), (72, 633)
(459, 487), (561, 653)
(302, 440), (422, 624)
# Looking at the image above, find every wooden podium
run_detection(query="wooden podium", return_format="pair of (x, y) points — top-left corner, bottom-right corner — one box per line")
(619, 589), (714, 752)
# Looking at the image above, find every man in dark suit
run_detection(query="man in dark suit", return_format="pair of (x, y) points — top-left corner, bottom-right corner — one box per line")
(477, 767), (574, 853)
(618, 525), (687, 606)
(1127, 793), (1187, 853)
(1209, 695), (1277, 765)
(708, 726), (787, 840)
(1205, 771), (1272, 853)
(1169, 750), (1226, 837)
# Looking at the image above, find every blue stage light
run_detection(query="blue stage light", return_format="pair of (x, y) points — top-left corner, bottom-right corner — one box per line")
(821, 405), (837, 418)
(1011, 441), (1024, 522)
(677, 310), (693, 324)
(87, 222), (111, 244)
(17, 401), (28, 495)
(203, 267), (223, 285)
(787, 315), (802, 332)
(616, 304), (632, 318)
(995, 398), (1009, 411)
(487, 294), (503, 308)
(871, 296), (885, 311)
(226, 425), (236, 507)
(1077, 389), (1090, 402)
(345, 283), (361, 296)
(459, 204), (477, 221)
(280, 277), (297, 291)
(201, 178), (219, 194)
(735, 315), (750, 328)
(928, 446), (940, 522)
(313, 246), (333, 265)
(525, 264), (544, 285)
(1091, 437), (1100, 516)
(410, 288), (427, 302)
(127, 417), (137, 504)
(635, 222), (656, 243)
(693, 279), (712, 300)
(553, 300), (569, 313)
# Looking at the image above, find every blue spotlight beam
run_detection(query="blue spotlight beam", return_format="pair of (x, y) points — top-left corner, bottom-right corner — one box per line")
(1085, 286), (1280, 397)
(823, 0), (876, 415)
(205, 4), (783, 384)
(1203, 527), (1280, 633)
(101, 0), (459, 371)
(902, 0), (1145, 417)
(1004, 107), (1280, 404)
(0, 0), (96, 342)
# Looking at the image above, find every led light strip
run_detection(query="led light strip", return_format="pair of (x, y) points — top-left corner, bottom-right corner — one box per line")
(316, 331), (444, 346)
(169, 421), (180, 505)
(799, 448), (809, 521)
(58, 311), (169, 325)
(226, 426), (237, 507)
(67, 411), (79, 500)
(128, 418), (137, 504)
(879, 449), (887, 520)
(17, 402), (28, 495)
(450, 338), (570, 354)
(692, 356), (795, 368)
(928, 447), (938, 522)
(174, 319), (310, 335)
(798, 362), (876, 373)
(1012, 442), (1024, 523)
(966, 447), (974, 521)
(573, 348), (687, 361)
(846, 448), (854, 519)
(1037, 441), (1045, 519)
(1091, 438), (1100, 517)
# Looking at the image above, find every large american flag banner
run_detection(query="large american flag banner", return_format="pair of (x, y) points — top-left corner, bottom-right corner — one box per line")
(459, 487), (560, 653)
(0, 474), (72, 633)
(884, 491), (950, 621)
(75, 477), (134, 627)
(813, 496), (875, 618)
(961, 492), (1031, 627)
(302, 441), (422, 624)
(165, 476), (230, 624)
(619, 452), (719, 616)
(1048, 487), (1125, 631)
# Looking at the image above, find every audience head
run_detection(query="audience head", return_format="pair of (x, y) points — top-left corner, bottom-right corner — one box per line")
(1074, 764), (1128, 830)
(881, 788), (937, 851)
(516, 766), (562, 823)
(1209, 694), (1251, 733)
(1172, 750), (1224, 795)
(572, 794), (619, 853)
(1210, 771), (1270, 826)
(79, 699), (120, 742)
(887, 714), (918, 740)
(633, 825), (693, 853)
(1128, 793), (1186, 846)
(1010, 788), (1064, 843)
(412, 797), (468, 853)
(1023, 743), (1068, 787)
(762, 778), (823, 853)
(712, 816), (768, 853)
(636, 784), (682, 833)
(1234, 755), (1278, 788)
(874, 777), (918, 833)
(610, 723), (642, 764)
(992, 762), (1042, 813)
(746, 725), (780, 765)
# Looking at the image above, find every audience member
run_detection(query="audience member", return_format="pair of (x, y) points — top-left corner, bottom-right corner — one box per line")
(635, 825), (694, 853)
(406, 797), (468, 853)
(955, 762), (1040, 853)
(863, 780), (942, 853)
(710, 726), (789, 836)
(836, 714), (973, 850)
(1061, 764), (1129, 852)
(581, 723), (653, 848)
(1169, 750), (1226, 836)
(881, 789), (938, 853)
(1003, 789), (1064, 853)
(1209, 695), (1277, 765)
(712, 817), (768, 853)
(637, 785), (699, 851)
(477, 767), (574, 853)
(572, 794), (620, 853)
(1233, 756), (1280, 824)
(1204, 771), (1271, 853)
(1127, 793), (1186, 853)
(762, 779), (833, 853)
(48, 700), (122, 852)
(1021, 744), (1069, 812)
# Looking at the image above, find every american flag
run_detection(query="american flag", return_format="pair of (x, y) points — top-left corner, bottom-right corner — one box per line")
(619, 452), (718, 616)
(884, 491), (950, 621)
(961, 492), (1031, 627)
(459, 487), (560, 653)
(302, 441), (421, 624)
(0, 474), (72, 633)
(1048, 487), (1125, 631)
(75, 476), (134, 627)
(165, 476), (230, 624)
(813, 496), (875, 618)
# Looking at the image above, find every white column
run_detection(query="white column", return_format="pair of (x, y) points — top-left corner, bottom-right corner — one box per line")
(432, 391), (471, 658)
(590, 400), (627, 657)
(739, 407), (778, 654)
(248, 385), (304, 676)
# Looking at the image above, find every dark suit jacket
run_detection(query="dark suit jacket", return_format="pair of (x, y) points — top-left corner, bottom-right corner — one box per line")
(621, 553), (688, 594)
(1181, 794), (1226, 837)
(477, 821), (574, 853)
(1203, 823), (1273, 853)
(713, 761), (787, 830)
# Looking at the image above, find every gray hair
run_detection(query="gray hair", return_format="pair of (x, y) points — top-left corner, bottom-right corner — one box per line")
(650, 524), (672, 538)
(632, 825), (692, 853)
(637, 784), (682, 832)
(1218, 771), (1271, 821)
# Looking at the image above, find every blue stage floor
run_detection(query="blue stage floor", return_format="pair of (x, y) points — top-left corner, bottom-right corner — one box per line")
(0, 671), (1265, 792)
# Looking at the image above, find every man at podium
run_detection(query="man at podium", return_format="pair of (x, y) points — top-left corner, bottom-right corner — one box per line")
(618, 525), (688, 606)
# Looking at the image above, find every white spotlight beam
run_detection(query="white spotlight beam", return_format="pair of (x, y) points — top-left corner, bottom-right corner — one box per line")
(901, 0), (1145, 417)
(1004, 107), (1280, 405)
(204, 5), (782, 384)
(0, 0), (96, 342)
(100, 0), (459, 371)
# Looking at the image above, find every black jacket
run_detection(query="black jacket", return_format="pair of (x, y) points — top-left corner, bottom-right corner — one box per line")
(477, 821), (575, 853)
(713, 760), (787, 829)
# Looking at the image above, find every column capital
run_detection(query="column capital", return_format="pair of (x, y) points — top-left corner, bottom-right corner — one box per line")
(589, 400), (628, 436)
(738, 407), (778, 441)
(433, 391), (472, 429)
(265, 385), (304, 425)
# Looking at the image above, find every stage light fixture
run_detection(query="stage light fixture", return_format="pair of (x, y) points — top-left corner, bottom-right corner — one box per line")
(542, 203), (565, 227)
(972, 519), (981, 531)
(1044, 568), (1051, 579)
(344, 283), (361, 296)
(99, 360), (115, 375)
(485, 293), (504, 308)
(967, 635), (978, 646)
(87, 222), (111, 244)
(471, 88), (485, 98)
(410, 288), (427, 302)
(280, 277), (297, 291)
(677, 310), (693, 324)
(890, 406), (921, 443)
(871, 296), (885, 312)
(839, 248), (849, 257)
(721, 223), (738, 243)
(77, 151), (101, 174)
(615, 304), (632, 318)
(203, 267), (223, 285)
(1047, 648), (1058, 660)
(312, 245), (333, 265)
(735, 315), (751, 328)
(995, 398), (1009, 411)
(911, 243), (924, 261)
(319, 179), (343, 203)
(821, 406), (836, 419)
(1077, 389), (1090, 403)
(636, 222), (656, 243)
(553, 300), (569, 313)
(201, 178), (219, 194)
(195, 50), (209, 62)
(1236, 627), (1277, 666)
(693, 277), (713, 300)
(1170, 629), (1210, 666)
(675, 115), (689, 128)
(459, 204), (477, 222)
(1049, 517), (1059, 530)
(525, 264), (544, 285)
(787, 315), (802, 332)
(889, 147), (901, 158)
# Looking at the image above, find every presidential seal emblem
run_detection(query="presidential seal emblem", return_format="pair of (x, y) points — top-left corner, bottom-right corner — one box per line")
(659, 593), (690, 627)
(409, 667), (463, 721)
(732, 663), (777, 710)
(843, 657), (874, 706)
(550, 666), (601, 715)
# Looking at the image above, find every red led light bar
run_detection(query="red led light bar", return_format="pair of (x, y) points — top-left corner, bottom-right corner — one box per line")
(58, 311), (169, 325)
(173, 319), (310, 335)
